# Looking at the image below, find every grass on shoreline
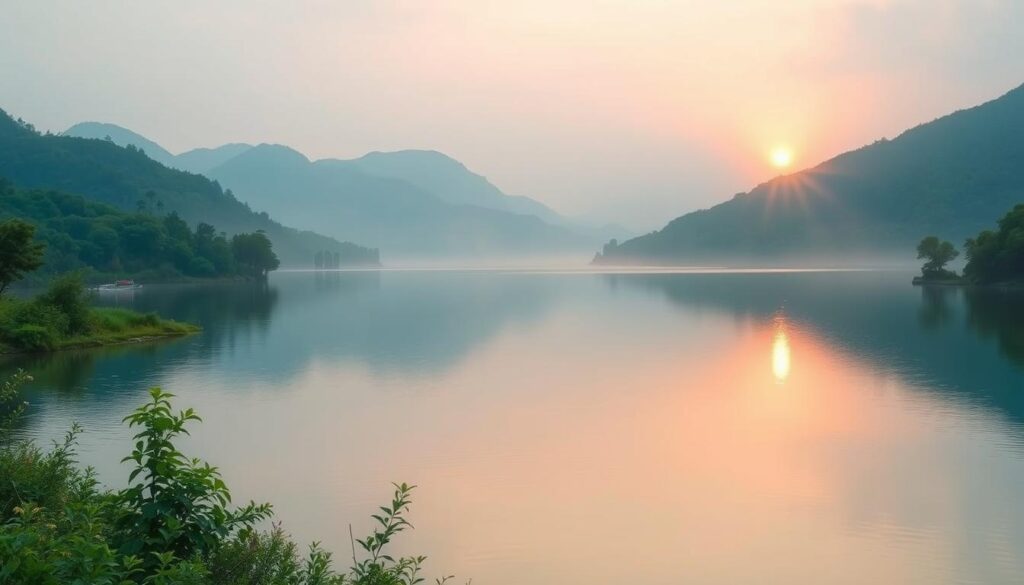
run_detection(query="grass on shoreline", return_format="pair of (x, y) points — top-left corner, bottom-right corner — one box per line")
(0, 303), (199, 355)
(50, 307), (199, 352)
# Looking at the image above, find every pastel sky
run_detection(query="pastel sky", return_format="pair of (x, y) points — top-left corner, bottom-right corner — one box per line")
(1, 0), (1022, 230)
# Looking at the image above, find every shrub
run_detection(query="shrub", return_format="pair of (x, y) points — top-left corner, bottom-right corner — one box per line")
(4, 300), (69, 336)
(0, 370), (29, 438)
(113, 388), (273, 569)
(138, 312), (161, 327)
(36, 272), (91, 335)
(0, 424), (92, 519)
(0, 379), (461, 585)
(8, 323), (59, 351)
(207, 525), (301, 584)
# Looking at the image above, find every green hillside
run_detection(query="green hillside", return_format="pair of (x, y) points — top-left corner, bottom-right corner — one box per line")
(0, 111), (378, 267)
(596, 83), (1024, 265)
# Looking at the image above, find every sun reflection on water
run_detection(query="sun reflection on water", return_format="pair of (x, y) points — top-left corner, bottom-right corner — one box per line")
(772, 315), (791, 383)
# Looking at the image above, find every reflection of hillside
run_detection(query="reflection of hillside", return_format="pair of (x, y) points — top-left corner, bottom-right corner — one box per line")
(608, 272), (1024, 426)
(206, 271), (559, 385)
(1, 272), (562, 403)
(964, 288), (1024, 368)
(2, 341), (180, 394)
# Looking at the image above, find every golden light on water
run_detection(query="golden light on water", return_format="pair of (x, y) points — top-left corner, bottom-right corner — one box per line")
(772, 318), (791, 383)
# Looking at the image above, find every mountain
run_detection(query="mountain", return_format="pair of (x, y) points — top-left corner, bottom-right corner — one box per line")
(62, 124), (254, 175)
(63, 122), (177, 167)
(595, 83), (1024, 266)
(61, 125), (622, 261)
(174, 143), (253, 174)
(1, 110), (378, 267)
(203, 144), (587, 260)
(348, 149), (564, 225)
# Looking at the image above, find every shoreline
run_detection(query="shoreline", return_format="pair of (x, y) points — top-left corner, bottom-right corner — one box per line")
(911, 276), (1024, 289)
(0, 327), (199, 355)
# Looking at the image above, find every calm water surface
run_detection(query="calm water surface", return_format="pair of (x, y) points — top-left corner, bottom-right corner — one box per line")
(5, 270), (1024, 584)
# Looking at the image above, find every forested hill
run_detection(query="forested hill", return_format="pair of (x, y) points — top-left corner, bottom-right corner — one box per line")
(0, 111), (378, 266)
(595, 83), (1024, 266)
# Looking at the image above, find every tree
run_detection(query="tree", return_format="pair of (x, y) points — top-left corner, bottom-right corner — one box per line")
(964, 203), (1024, 284)
(916, 236), (958, 278)
(0, 219), (45, 295)
(231, 231), (280, 278)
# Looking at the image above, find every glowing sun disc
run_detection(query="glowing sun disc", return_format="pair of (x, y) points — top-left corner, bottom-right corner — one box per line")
(770, 147), (793, 168)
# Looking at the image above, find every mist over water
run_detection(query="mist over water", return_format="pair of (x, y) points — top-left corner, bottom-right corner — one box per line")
(6, 269), (1024, 584)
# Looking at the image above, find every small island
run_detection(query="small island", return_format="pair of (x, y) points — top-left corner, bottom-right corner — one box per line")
(913, 203), (1024, 287)
(0, 219), (198, 354)
(912, 235), (963, 285)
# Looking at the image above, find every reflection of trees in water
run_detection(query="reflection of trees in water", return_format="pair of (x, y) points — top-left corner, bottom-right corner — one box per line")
(964, 288), (1024, 367)
(1, 339), (187, 396)
(3, 350), (99, 393)
(0, 282), (287, 397)
(312, 270), (378, 294)
(918, 286), (958, 330)
(4, 271), (561, 400)
(143, 282), (281, 333)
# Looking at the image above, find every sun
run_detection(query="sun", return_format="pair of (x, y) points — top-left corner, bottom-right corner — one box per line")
(770, 147), (793, 169)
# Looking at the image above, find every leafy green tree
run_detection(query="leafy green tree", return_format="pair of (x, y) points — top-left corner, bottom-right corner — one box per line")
(231, 231), (280, 278)
(0, 218), (45, 295)
(964, 204), (1024, 284)
(916, 236), (959, 278)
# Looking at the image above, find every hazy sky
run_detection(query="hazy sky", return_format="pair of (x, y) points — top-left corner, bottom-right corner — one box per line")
(1, 0), (1022, 230)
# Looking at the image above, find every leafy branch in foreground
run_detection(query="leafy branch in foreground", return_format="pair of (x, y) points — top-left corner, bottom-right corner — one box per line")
(0, 378), (467, 584)
(114, 388), (272, 569)
(0, 369), (30, 439)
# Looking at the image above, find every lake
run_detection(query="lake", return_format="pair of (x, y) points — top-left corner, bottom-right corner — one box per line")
(5, 269), (1024, 584)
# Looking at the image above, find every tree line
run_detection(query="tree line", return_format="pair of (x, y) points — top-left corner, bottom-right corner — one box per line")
(313, 250), (344, 270)
(0, 178), (279, 280)
(917, 202), (1024, 284)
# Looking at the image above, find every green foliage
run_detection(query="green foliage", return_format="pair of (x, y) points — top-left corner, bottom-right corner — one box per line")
(231, 231), (280, 279)
(0, 112), (379, 267)
(207, 525), (301, 584)
(0, 501), (139, 585)
(0, 423), (93, 523)
(0, 180), (281, 280)
(0, 378), (461, 584)
(36, 272), (92, 334)
(916, 236), (959, 278)
(0, 370), (30, 438)
(0, 277), (197, 353)
(597, 84), (1024, 264)
(353, 483), (425, 585)
(0, 218), (45, 295)
(6, 324), (59, 352)
(964, 203), (1024, 284)
(115, 388), (273, 566)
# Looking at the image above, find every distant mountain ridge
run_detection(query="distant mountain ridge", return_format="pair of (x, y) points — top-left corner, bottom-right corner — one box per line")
(204, 144), (586, 259)
(348, 149), (564, 224)
(64, 122), (177, 167)
(3, 111), (378, 266)
(63, 123), (623, 260)
(595, 83), (1024, 266)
